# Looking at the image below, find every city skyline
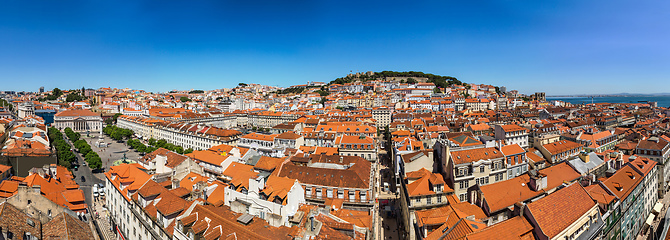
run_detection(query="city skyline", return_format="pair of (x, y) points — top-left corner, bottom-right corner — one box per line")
(1, 1), (669, 94)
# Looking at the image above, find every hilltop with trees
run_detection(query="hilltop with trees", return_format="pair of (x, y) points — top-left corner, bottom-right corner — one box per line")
(329, 71), (462, 89)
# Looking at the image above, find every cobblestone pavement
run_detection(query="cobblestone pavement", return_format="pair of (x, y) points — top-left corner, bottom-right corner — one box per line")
(91, 194), (116, 240)
(82, 132), (141, 174)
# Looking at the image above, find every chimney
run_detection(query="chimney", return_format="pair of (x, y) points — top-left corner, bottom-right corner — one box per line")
(529, 173), (547, 191)
(513, 202), (526, 217)
(579, 152), (590, 163)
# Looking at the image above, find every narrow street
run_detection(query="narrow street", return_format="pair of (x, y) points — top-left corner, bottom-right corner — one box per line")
(63, 132), (104, 204)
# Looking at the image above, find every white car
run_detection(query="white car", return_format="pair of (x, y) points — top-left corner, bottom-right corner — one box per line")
(98, 185), (105, 196)
(92, 184), (99, 198)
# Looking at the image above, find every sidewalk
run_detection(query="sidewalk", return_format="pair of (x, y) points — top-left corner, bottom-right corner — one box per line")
(638, 192), (670, 240)
(91, 194), (116, 240)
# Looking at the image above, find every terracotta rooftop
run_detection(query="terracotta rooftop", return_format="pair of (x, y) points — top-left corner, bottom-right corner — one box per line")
(541, 140), (582, 155)
(450, 147), (503, 165)
(479, 162), (581, 214)
(465, 216), (534, 240)
(526, 183), (597, 238)
(42, 212), (95, 239)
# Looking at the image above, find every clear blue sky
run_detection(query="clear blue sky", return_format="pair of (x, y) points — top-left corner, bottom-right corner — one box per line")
(1, 1), (669, 95)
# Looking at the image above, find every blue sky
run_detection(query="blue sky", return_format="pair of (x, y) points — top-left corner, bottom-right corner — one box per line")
(1, 1), (668, 95)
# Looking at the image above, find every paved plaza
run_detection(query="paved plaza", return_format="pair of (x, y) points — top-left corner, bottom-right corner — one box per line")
(81, 131), (142, 176)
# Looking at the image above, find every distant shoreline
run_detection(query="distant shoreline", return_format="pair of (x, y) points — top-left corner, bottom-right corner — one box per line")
(547, 94), (670, 98)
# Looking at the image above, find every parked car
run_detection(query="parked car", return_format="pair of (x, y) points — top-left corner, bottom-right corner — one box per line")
(93, 184), (99, 198)
(80, 176), (85, 182)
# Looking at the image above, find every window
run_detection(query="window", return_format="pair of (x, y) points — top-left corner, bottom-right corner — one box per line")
(327, 189), (333, 198)
(427, 197), (432, 205)
(459, 193), (467, 202)
(480, 166), (485, 173)
(338, 190), (344, 199)
(306, 187), (311, 197)
(437, 196), (442, 203)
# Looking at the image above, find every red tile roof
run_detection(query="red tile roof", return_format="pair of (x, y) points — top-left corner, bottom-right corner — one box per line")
(451, 147), (503, 165)
(479, 162), (581, 214)
(526, 183), (597, 238)
(465, 216), (534, 240)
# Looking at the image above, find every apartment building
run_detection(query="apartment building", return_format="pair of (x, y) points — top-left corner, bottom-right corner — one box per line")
(371, 106), (392, 127)
(405, 168), (453, 209)
(224, 174), (305, 227)
(335, 135), (377, 161)
(276, 155), (374, 206)
(118, 115), (242, 150)
(602, 165), (647, 240)
(245, 111), (300, 128)
(577, 130), (618, 153)
(273, 131), (304, 151)
(538, 140), (583, 164)
(636, 137), (670, 196)
(447, 147), (506, 202)
(472, 162), (581, 225)
(500, 144), (529, 179)
(524, 183), (604, 240)
(494, 124), (529, 148)
(237, 133), (279, 156)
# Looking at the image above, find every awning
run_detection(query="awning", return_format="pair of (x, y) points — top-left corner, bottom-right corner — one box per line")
(646, 213), (656, 226)
(654, 203), (664, 214)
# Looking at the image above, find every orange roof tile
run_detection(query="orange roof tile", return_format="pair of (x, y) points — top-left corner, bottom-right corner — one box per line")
(451, 147), (503, 165)
(465, 216), (534, 240)
(526, 183), (597, 238)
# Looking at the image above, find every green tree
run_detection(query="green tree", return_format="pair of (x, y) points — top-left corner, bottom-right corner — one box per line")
(316, 90), (330, 96)
(433, 87), (442, 94)
(180, 96), (191, 102)
(148, 138), (157, 146)
(52, 88), (62, 97)
(184, 148), (194, 154)
(156, 139), (167, 148)
(66, 93), (83, 102)
(406, 78), (418, 84)
(59, 159), (72, 169)
(112, 113), (123, 123)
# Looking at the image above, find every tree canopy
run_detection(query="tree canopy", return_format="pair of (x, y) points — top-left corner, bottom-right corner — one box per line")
(328, 71), (462, 89)
(66, 93), (84, 102)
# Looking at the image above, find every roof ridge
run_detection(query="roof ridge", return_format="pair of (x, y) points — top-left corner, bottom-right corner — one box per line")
(63, 213), (72, 240)
(197, 205), (269, 240)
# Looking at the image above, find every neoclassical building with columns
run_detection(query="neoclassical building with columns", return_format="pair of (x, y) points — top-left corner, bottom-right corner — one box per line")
(54, 109), (102, 132)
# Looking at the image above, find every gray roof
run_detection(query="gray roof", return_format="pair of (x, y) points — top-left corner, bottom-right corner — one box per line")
(568, 152), (604, 175)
